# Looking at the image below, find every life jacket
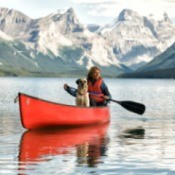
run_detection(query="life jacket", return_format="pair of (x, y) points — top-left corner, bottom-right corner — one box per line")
(88, 78), (104, 102)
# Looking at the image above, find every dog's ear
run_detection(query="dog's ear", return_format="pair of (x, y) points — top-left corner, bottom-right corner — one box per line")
(76, 79), (80, 85)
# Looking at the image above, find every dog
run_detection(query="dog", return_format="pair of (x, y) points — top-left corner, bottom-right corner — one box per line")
(76, 78), (89, 107)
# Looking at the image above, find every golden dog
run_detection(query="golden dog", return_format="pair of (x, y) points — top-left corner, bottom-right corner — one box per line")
(76, 78), (89, 107)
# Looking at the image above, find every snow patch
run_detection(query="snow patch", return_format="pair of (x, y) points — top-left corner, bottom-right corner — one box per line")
(30, 52), (35, 58)
(37, 22), (72, 55)
(34, 61), (39, 68)
(0, 31), (13, 41)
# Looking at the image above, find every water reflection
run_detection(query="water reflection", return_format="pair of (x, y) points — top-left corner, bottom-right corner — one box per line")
(18, 124), (109, 173)
(76, 134), (109, 167)
(119, 127), (145, 139)
(1, 78), (175, 174)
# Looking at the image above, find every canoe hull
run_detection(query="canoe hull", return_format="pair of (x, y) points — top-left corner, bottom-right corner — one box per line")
(18, 93), (110, 129)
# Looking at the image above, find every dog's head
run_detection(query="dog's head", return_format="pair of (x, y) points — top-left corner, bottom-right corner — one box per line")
(76, 78), (88, 88)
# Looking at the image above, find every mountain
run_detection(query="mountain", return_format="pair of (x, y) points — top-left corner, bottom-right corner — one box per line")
(0, 32), (39, 76)
(0, 29), (87, 77)
(138, 42), (175, 71)
(0, 31), (90, 77)
(118, 42), (175, 78)
(0, 7), (175, 77)
(0, 8), (32, 39)
(0, 7), (130, 77)
(98, 9), (175, 70)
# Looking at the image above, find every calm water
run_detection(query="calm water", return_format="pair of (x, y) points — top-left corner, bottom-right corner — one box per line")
(0, 77), (175, 175)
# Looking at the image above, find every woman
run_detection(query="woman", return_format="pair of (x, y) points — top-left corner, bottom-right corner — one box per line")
(64, 66), (111, 106)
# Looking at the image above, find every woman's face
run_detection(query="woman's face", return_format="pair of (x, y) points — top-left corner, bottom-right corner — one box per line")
(92, 69), (100, 80)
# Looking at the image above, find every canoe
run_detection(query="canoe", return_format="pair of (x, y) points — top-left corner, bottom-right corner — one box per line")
(18, 93), (110, 129)
(18, 123), (109, 163)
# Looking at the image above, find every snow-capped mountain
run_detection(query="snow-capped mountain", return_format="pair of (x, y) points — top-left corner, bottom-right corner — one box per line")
(0, 31), (88, 77)
(138, 42), (175, 71)
(0, 35), (39, 75)
(0, 7), (175, 77)
(0, 7), (130, 77)
(118, 42), (175, 78)
(98, 9), (175, 70)
(0, 8), (32, 39)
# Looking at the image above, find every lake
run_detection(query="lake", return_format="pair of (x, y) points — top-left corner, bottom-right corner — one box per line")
(0, 77), (175, 175)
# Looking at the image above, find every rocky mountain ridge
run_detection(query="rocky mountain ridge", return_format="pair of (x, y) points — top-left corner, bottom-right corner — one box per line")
(0, 7), (175, 77)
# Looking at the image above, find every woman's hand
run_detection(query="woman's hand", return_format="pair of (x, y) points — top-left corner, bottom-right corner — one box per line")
(103, 95), (110, 100)
(64, 84), (68, 90)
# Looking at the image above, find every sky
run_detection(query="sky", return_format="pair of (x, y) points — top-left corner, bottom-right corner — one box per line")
(0, 0), (175, 25)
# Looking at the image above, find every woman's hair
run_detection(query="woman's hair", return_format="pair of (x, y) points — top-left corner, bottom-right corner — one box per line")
(87, 66), (101, 81)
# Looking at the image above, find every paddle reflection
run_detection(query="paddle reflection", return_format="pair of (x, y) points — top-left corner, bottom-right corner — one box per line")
(18, 123), (109, 170)
(119, 127), (145, 139)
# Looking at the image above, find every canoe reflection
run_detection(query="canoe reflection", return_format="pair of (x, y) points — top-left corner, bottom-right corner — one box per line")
(18, 123), (109, 167)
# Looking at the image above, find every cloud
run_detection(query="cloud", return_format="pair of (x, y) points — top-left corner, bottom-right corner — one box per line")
(75, 0), (175, 22)
(0, 0), (73, 18)
(0, 0), (175, 24)
(81, 2), (118, 17)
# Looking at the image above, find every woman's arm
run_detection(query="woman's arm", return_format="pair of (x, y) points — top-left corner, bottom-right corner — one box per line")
(64, 84), (77, 97)
(101, 81), (112, 100)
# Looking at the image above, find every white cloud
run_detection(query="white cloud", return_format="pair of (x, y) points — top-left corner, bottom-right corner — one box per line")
(77, 0), (174, 18)
(76, 0), (175, 24)
(0, 0), (73, 18)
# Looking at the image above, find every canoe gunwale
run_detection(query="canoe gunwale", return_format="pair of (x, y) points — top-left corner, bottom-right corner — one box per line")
(18, 92), (108, 109)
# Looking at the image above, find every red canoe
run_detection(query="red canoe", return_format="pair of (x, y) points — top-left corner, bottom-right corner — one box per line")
(18, 93), (110, 129)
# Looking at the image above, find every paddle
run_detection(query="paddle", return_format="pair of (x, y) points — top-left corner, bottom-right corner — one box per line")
(109, 99), (145, 115)
(68, 87), (146, 115)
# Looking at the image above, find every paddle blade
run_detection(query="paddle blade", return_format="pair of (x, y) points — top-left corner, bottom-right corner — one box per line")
(120, 101), (146, 115)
